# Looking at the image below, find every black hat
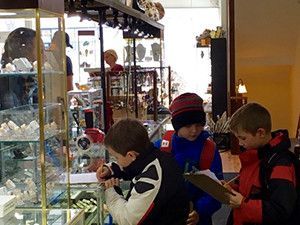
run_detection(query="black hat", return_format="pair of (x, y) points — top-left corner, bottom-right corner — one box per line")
(65, 33), (73, 49)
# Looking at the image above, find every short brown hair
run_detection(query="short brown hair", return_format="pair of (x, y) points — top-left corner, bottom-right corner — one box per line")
(104, 118), (151, 156)
(229, 103), (272, 135)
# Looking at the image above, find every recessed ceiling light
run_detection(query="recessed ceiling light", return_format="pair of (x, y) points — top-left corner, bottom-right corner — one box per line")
(0, 12), (17, 16)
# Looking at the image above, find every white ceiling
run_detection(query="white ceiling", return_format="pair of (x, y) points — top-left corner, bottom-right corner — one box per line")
(235, 0), (300, 66)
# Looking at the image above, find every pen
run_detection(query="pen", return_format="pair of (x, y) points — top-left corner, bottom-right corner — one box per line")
(224, 175), (240, 186)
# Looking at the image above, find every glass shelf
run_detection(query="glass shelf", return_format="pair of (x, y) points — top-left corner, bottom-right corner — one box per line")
(0, 130), (65, 143)
(0, 209), (84, 225)
(0, 104), (64, 143)
(0, 70), (64, 77)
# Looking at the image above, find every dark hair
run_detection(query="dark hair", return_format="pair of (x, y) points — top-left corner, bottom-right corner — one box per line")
(229, 102), (272, 135)
(104, 118), (151, 156)
(1, 27), (36, 67)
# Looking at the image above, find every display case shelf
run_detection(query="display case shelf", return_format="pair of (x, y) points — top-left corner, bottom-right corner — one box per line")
(0, 104), (64, 142)
(0, 70), (64, 77)
(0, 208), (84, 225)
(0, 131), (65, 143)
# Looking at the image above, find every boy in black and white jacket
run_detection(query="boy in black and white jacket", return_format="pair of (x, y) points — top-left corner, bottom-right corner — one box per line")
(96, 118), (189, 225)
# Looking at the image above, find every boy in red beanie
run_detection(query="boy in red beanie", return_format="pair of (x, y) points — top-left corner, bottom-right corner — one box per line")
(155, 92), (223, 225)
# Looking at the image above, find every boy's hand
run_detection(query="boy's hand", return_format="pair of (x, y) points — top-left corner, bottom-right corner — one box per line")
(221, 180), (233, 192)
(227, 189), (244, 208)
(96, 163), (111, 182)
(186, 210), (199, 225)
(104, 178), (120, 189)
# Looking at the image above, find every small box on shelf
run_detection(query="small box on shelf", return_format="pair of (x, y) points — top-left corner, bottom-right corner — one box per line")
(0, 195), (16, 218)
(196, 38), (211, 47)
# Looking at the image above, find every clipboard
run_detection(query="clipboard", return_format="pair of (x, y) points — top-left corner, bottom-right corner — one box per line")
(184, 173), (233, 204)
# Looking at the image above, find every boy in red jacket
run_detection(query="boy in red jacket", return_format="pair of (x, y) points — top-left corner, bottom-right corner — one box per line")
(226, 102), (297, 225)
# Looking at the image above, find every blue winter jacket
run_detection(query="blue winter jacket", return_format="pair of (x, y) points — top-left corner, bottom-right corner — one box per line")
(154, 130), (223, 225)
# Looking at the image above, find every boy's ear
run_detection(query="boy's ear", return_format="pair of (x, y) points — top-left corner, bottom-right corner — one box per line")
(126, 150), (139, 161)
(256, 128), (266, 137)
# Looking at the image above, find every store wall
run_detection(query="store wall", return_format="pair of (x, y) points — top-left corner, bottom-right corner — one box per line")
(235, 0), (300, 137)
(237, 65), (292, 133)
(291, 36), (300, 137)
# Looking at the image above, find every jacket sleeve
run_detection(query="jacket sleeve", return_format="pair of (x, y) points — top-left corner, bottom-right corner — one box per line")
(109, 162), (131, 180)
(262, 164), (297, 224)
(105, 159), (162, 225)
(195, 147), (223, 217)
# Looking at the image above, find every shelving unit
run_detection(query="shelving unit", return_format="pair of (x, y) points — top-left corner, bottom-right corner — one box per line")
(211, 38), (228, 121)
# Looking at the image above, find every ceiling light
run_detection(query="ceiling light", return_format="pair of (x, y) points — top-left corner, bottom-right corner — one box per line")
(0, 12), (17, 16)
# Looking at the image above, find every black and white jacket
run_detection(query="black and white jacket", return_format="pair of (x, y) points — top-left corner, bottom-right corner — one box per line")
(105, 144), (190, 225)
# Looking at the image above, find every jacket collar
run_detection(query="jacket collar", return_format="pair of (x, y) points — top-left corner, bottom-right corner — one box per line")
(123, 143), (157, 179)
(258, 129), (291, 160)
(240, 129), (291, 165)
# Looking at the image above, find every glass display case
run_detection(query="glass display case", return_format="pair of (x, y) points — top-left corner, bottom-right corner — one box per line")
(0, 209), (84, 225)
(0, 0), (70, 209)
(66, 184), (107, 225)
(68, 89), (104, 134)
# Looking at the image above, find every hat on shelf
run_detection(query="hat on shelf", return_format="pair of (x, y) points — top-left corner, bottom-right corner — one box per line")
(169, 92), (206, 131)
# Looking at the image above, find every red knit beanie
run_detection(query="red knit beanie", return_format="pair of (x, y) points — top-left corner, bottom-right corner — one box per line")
(169, 93), (206, 131)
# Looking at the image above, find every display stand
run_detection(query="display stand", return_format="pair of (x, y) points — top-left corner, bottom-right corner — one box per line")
(0, 0), (71, 216)
(105, 66), (171, 123)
